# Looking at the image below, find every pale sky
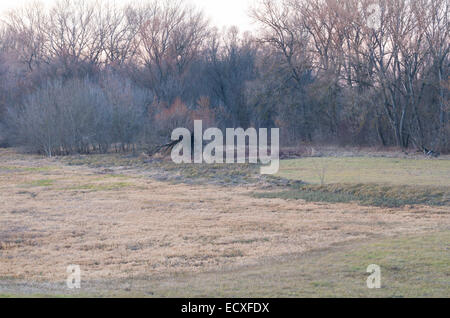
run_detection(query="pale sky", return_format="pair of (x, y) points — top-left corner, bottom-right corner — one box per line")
(0, 0), (258, 32)
(187, 0), (257, 31)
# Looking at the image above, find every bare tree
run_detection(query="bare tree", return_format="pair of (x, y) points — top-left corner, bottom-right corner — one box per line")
(0, 0), (448, 153)
(101, 2), (141, 66)
(3, 2), (48, 71)
(136, 0), (210, 102)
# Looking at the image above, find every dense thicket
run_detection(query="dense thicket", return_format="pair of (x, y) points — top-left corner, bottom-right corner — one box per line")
(0, 0), (448, 155)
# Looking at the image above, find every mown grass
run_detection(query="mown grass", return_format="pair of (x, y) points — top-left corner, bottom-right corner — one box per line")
(278, 157), (450, 187)
(253, 183), (450, 207)
(265, 157), (450, 207)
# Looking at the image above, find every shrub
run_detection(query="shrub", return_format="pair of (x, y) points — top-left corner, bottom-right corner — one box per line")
(6, 77), (152, 155)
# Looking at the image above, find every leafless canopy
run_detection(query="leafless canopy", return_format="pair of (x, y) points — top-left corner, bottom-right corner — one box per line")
(0, 0), (448, 154)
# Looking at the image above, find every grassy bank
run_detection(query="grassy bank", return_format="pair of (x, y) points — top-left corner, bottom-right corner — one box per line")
(253, 183), (449, 207)
(59, 154), (450, 207)
(277, 157), (450, 187)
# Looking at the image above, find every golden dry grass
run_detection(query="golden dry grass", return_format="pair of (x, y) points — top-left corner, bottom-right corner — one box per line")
(0, 149), (449, 289)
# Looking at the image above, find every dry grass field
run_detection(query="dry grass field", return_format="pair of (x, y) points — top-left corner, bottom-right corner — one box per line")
(0, 148), (449, 297)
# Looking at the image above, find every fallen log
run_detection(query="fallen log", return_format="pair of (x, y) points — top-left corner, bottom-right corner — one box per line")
(148, 136), (183, 157)
(422, 147), (441, 158)
(409, 136), (440, 158)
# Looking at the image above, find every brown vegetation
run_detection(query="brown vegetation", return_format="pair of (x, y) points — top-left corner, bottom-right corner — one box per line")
(0, 149), (448, 284)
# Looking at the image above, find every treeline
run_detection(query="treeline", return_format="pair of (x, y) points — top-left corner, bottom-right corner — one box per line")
(0, 0), (448, 155)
